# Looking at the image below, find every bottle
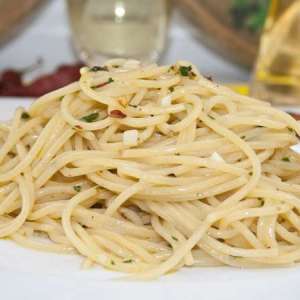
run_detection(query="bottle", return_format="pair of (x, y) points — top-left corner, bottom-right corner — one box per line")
(66, 0), (169, 65)
(251, 0), (300, 105)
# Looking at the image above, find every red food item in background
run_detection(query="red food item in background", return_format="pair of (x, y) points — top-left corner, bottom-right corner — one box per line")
(290, 113), (300, 120)
(0, 70), (25, 97)
(0, 63), (83, 97)
(1, 70), (22, 85)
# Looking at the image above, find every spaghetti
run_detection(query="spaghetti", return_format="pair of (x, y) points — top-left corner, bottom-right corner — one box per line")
(1, 59), (300, 278)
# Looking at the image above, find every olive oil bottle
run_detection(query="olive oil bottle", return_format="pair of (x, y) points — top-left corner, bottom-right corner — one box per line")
(251, 0), (300, 105)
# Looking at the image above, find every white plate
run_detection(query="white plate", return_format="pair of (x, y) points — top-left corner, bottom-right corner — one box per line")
(1, 98), (300, 300)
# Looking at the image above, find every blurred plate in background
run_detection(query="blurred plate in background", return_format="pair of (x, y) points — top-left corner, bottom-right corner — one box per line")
(175, 0), (269, 68)
(0, 0), (44, 44)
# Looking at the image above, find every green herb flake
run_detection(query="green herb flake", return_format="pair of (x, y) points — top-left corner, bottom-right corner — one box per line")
(21, 112), (30, 120)
(169, 86), (174, 92)
(59, 96), (64, 101)
(208, 115), (215, 120)
(123, 259), (133, 264)
(241, 136), (246, 139)
(249, 171), (253, 176)
(288, 127), (294, 133)
(90, 66), (108, 72)
(171, 236), (178, 241)
(179, 65), (192, 76)
(108, 77), (114, 83)
(110, 259), (115, 265)
(73, 185), (81, 192)
(282, 157), (290, 162)
(80, 112), (99, 123)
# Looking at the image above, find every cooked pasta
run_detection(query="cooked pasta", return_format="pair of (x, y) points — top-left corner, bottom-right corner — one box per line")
(1, 59), (300, 278)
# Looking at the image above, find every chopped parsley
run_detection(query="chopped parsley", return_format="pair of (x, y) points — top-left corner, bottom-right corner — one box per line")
(21, 112), (30, 120)
(108, 77), (114, 83)
(282, 157), (290, 162)
(208, 115), (215, 120)
(80, 112), (99, 123)
(169, 86), (174, 92)
(90, 66), (108, 72)
(179, 65), (192, 76)
(110, 259), (115, 265)
(241, 136), (246, 139)
(288, 127), (294, 132)
(171, 236), (178, 241)
(73, 185), (81, 192)
(123, 259), (133, 264)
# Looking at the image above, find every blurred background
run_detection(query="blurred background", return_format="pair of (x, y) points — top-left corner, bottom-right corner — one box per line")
(1, 0), (298, 106)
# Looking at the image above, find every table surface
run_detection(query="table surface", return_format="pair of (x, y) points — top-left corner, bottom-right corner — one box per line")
(0, 0), (249, 83)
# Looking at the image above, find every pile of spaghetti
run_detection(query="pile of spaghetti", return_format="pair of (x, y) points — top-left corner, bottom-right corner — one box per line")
(1, 59), (300, 278)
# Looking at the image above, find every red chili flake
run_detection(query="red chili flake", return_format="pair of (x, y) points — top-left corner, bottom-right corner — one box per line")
(289, 113), (300, 120)
(109, 110), (127, 119)
(93, 78), (114, 89)
(93, 82), (109, 88)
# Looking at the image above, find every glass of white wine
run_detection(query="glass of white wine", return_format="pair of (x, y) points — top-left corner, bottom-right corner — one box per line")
(66, 0), (169, 65)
